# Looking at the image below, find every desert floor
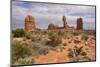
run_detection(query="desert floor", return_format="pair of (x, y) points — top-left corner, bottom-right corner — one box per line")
(12, 30), (96, 65)
(32, 35), (96, 64)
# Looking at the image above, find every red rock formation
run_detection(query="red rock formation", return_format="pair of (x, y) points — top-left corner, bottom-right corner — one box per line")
(76, 18), (83, 30)
(62, 16), (68, 29)
(48, 16), (69, 30)
(48, 24), (58, 30)
(47, 16), (83, 32)
(24, 15), (36, 32)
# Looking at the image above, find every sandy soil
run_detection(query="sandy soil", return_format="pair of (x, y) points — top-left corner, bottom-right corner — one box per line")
(32, 35), (96, 64)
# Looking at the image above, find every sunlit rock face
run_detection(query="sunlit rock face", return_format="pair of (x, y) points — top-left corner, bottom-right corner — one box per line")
(24, 15), (36, 32)
(76, 18), (83, 30)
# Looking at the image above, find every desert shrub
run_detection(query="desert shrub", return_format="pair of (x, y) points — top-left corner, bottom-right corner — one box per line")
(41, 30), (48, 35)
(12, 28), (25, 37)
(31, 34), (42, 41)
(36, 28), (41, 31)
(31, 35), (37, 41)
(38, 47), (49, 55)
(25, 32), (32, 39)
(74, 39), (80, 44)
(68, 46), (86, 57)
(81, 56), (91, 61)
(68, 48), (74, 58)
(47, 31), (55, 36)
(18, 57), (35, 65)
(34, 29), (41, 34)
(68, 46), (87, 62)
(80, 52), (87, 56)
(64, 32), (73, 39)
(57, 30), (70, 39)
(63, 43), (67, 46)
(81, 33), (88, 41)
(46, 34), (62, 47)
(58, 30), (65, 36)
(31, 42), (50, 56)
(34, 29), (48, 35)
(32, 43), (40, 50)
(72, 32), (80, 36)
(12, 41), (32, 63)
(50, 47), (58, 52)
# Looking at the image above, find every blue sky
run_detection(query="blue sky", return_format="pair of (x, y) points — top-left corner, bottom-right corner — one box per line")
(12, 1), (96, 30)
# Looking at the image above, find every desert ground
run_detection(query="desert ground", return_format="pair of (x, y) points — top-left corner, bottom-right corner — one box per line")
(12, 29), (96, 65)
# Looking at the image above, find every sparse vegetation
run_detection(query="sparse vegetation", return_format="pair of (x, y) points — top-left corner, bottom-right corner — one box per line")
(12, 29), (95, 64)
(46, 34), (62, 47)
(12, 41), (33, 64)
(25, 32), (32, 39)
(12, 28), (25, 37)
(31, 34), (41, 41)
(38, 47), (49, 55)
(18, 57), (35, 65)
(81, 32), (88, 41)
(72, 32), (81, 36)
(63, 43), (67, 46)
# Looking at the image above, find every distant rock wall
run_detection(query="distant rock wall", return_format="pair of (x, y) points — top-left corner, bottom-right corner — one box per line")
(24, 15), (83, 31)
(48, 16), (68, 30)
(48, 24), (58, 30)
(48, 16), (83, 31)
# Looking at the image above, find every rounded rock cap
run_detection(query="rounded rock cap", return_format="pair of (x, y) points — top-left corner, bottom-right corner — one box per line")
(25, 15), (35, 22)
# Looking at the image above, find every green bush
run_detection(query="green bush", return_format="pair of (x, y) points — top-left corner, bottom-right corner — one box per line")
(72, 32), (80, 36)
(46, 34), (62, 47)
(31, 34), (41, 42)
(47, 31), (54, 36)
(12, 41), (32, 64)
(18, 57), (35, 65)
(25, 32), (32, 39)
(12, 28), (25, 37)
(32, 43), (40, 50)
(81, 33), (88, 41)
(58, 30), (65, 36)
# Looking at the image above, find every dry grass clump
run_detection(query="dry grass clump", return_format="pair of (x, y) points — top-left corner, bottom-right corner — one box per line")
(67, 46), (90, 62)
(81, 32), (88, 41)
(17, 57), (35, 65)
(46, 33), (62, 47)
(38, 47), (49, 55)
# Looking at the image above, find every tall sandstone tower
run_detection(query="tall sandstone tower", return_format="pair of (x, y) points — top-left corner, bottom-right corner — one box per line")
(62, 16), (68, 29)
(25, 15), (36, 32)
(76, 18), (83, 30)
